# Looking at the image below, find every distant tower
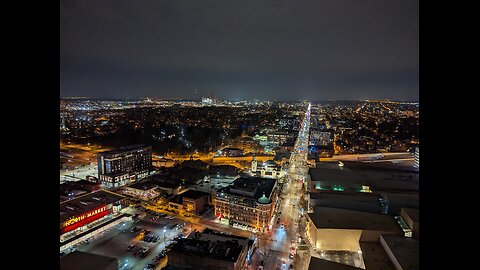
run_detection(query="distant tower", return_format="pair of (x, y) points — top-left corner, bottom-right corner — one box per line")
(251, 156), (257, 173)
(414, 146), (419, 169)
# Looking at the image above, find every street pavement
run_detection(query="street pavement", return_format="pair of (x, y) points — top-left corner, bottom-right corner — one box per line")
(249, 103), (311, 270)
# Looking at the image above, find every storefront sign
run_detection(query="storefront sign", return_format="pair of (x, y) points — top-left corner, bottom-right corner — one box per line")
(63, 205), (108, 227)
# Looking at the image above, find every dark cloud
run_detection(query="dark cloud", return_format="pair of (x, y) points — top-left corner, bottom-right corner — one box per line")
(60, 0), (419, 100)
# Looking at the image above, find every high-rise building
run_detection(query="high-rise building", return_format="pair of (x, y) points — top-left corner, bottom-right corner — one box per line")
(97, 145), (152, 188)
(214, 177), (278, 232)
(414, 146), (419, 169)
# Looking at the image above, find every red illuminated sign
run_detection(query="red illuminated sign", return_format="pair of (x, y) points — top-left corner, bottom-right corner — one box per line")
(61, 205), (110, 234)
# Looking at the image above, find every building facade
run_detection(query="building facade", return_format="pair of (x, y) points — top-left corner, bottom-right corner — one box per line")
(305, 207), (403, 252)
(214, 177), (278, 231)
(168, 190), (211, 215)
(122, 181), (161, 200)
(60, 190), (128, 251)
(97, 145), (152, 188)
(251, 158), (285, 179)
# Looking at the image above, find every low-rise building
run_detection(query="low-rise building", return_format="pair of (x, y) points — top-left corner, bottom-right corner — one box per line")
(251, 158), (285, 179)
(308, 256), (362, 270)
(219, 147), (244, 157)
(168, 189), (211, 215)
(305, 207), (403, 251)
(380, 235), (419, 270)
(60, 251), (118, 270)
(122, 181), (161, 200)
(153, 157), (178, 168)
(60, 190), (128, 251)
(400, 208), (419, 239)
(167, 232), (249, 270)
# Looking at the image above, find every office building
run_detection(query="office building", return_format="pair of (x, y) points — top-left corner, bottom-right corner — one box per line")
(97, 144), (152, 188)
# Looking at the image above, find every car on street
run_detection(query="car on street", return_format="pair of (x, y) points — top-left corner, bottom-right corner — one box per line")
(127, 244), (136, 251)
(144, 263), (156, 270)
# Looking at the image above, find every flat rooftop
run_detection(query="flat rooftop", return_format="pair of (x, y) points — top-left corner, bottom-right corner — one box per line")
(309, 163), (419, 192)
(380, 235), (419, 270)
(384, 192), (419, 216)
(359, 242), (395, 270)
(127, 181), (159, 190)
(309, 166), (365, 184)
(309, 192), (383, 214)
(178, 189), (210, 199)
(308, 256), (361, 270)
(308, 207), (402, 233)
(208, 165), (239, 176)
(170, 233), (248, 262)
(218, 177), (276, 200)
(60, 251), (117, 270)
(401, 208), (419, 223)
(98, 144), (149, 156)
(60, 190), (124, 223)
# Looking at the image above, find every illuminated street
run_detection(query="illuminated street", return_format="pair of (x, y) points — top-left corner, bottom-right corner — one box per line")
(249, 103), (311, 270)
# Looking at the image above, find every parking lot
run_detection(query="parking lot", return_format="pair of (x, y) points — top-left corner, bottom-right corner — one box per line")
(63, 210), (190, 270)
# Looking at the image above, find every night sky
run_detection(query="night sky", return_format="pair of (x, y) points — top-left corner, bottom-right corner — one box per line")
(60, 0), (419, 101)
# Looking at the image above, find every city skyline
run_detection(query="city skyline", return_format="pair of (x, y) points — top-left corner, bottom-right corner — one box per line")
(60, 0), (419, 101)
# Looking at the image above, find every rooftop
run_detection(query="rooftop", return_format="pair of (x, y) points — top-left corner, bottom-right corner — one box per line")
(222, 147), (243, 151)
(401, 208), (419, 223)
(169, 233), (248, 262)
(257, 194), (271, 204)
(98, 144), (150, 156)
(273, 152), (292, 161)
(309, 192), (382, 214)
(178, 189), (210, 200)
(380, 235), (419, 270)
(309, 163), (419, 192)
(359, 242), (395, 270)
(60, 190), (124, 223)
(308, 256), (362, 270)
(307, 207), (402, 233)
(208, 165), (239, 177)
(182, 159), (208, 167)
(309, 166), (364, 184)
(217, 177), (277, 201)
(127, 181), (159, 190)
(60, 251), (117, 270)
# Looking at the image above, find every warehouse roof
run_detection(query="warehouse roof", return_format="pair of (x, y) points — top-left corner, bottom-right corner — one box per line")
(307, 207), (402, 233)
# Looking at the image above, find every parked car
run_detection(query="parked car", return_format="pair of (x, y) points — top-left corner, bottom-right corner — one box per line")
(127, 244), (136, 251)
